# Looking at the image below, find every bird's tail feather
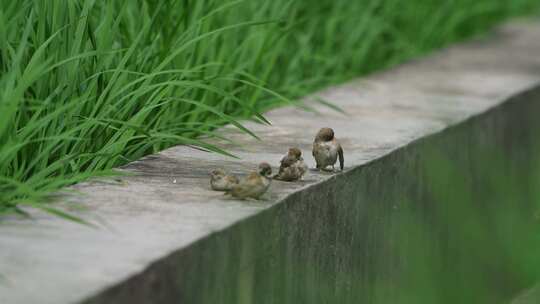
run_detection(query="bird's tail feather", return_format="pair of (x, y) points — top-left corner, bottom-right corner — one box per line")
(338, 146), (344, 171)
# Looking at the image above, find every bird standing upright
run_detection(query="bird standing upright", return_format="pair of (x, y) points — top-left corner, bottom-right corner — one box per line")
(210, 169), (239, 191)
(274, 147), (308, 181)
(226, 162), (273, 200)
(312, 127), (344, 171)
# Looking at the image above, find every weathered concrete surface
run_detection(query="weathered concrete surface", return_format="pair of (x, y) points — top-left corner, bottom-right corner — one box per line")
(2, 21), (540, 304)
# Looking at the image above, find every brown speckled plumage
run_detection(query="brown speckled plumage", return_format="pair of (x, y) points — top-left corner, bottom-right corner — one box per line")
(225, 163), (272, 200)
(312, 127), (344, 171)
(274, 148), (308, 181)
(210, 169), (239, 191)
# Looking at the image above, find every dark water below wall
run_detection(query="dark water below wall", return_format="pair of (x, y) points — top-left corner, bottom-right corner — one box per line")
(85, 87), (540, 304)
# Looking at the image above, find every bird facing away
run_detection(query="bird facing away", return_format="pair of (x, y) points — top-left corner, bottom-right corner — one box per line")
(274, 147), (308, 181)
(312, 127), (344, 171)
(210, 169), (239, 191)
(226, 162), (272, 200)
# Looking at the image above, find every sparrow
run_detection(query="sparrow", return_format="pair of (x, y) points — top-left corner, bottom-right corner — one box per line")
(225, 162), (272, 200)
(312, 127), (344, 171)
(210, 169), (239, 191)
(274, 147), (308, 181)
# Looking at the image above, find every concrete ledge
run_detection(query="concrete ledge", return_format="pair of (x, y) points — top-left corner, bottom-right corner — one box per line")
(2, 21), (540, 304)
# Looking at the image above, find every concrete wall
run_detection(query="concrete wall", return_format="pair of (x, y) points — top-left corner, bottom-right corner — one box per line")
(85, 87), (540, 304)
(2, 21), (540, 304)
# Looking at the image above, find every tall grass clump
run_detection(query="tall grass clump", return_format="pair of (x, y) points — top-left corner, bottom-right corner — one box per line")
(1, 0), (539, 215)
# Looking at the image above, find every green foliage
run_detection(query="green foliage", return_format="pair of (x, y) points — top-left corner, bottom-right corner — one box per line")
(1, 0), (539, 215)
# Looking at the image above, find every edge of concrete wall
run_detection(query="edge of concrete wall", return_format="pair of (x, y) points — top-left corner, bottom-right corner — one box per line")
(2, 20), (540, 304)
